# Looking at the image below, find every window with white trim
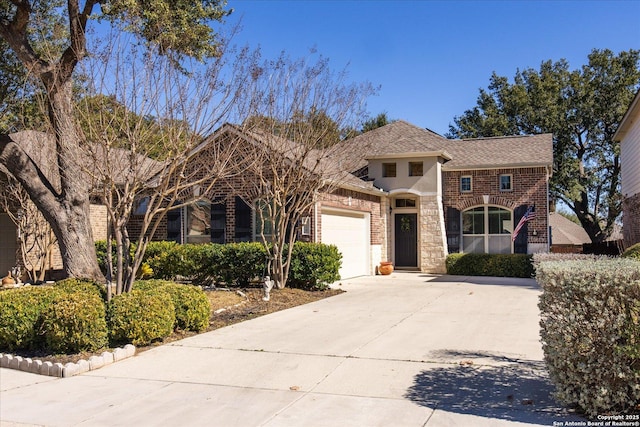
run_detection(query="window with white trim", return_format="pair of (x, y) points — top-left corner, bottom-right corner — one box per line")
(462, 206), (513, 254)
(500, 174), (513, 191)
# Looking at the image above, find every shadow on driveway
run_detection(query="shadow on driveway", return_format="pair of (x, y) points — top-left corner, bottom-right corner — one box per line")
(404, 351), (583, 425)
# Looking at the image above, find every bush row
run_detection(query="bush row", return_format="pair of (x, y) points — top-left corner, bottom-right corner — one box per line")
(445, 253), (534, 278)
(0, 279), (211, 353)
(97, 241), (342, 290)
(537, 259), (640, 416)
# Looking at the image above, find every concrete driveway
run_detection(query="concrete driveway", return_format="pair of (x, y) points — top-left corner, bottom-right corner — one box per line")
(0, 272), (582, 426)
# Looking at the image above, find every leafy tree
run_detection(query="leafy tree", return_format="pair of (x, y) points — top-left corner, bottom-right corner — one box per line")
(361, 112), (393, 133)
(0, 0), (231, 281)
(448, 49), (640, 243)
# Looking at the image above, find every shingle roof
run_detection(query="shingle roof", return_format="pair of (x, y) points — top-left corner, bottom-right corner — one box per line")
(439, 133), (553, 170)
(549, 212), (590, 246)
(5, 130), (165, 189)
(331, 121), (449, 171)
(332, 120), (553, 172)
(209, 124), (383, 195)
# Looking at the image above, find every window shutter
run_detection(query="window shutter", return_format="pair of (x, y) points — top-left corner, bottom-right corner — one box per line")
(446, 207), (461, 253)
(513, 204), (528, 254)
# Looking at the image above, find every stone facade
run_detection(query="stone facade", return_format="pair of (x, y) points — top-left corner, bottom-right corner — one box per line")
(418, 195), (447, 273)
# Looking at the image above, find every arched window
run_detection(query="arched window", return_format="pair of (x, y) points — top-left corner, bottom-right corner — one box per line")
(462, 206), (512, 254)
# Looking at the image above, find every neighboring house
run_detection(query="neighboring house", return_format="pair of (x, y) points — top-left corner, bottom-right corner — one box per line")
(1, 121), (553, 279)
(0, 131), (146, 279)
(614, 89), (640, 248)
(548, 212), (590, 253)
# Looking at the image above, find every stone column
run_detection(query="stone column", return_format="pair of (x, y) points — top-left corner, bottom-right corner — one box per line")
(419, 195), (448, 273)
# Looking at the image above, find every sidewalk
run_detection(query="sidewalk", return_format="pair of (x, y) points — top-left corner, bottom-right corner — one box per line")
(0, 273), (583, 426)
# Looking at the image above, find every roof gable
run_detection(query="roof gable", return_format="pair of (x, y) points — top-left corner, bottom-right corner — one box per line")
(332, 120), (552, 172)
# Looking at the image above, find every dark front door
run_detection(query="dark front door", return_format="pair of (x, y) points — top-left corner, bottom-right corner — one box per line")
(395, 213), (418, 267)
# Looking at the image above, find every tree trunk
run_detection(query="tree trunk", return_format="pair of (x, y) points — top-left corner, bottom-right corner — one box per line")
(0, 80), (104, 282)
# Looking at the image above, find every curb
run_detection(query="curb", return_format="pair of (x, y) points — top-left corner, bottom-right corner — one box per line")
(0, 344), (136, 378)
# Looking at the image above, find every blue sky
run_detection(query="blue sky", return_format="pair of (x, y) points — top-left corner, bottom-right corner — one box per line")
(225, 0), (640, 135)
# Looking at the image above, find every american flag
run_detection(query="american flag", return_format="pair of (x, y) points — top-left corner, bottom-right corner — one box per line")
(512, 205), (535, 242)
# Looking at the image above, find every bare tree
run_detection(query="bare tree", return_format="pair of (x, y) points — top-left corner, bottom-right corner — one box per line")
(0, 173), (57, 282)
(75, 31), (253, 297)
(0, 0), (231, 281)
(236, 52), (376, 288)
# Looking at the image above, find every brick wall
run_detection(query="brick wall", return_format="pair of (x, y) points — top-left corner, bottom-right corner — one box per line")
(623, 192), (640, 247)
(443, 167), (549, 247)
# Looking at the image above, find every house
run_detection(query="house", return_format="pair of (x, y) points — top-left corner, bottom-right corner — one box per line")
(548, 212), (591, 253)
(614, 89), (640, 248)
(1, 121), (553, 280)
(144, 121), (552, 276)
(335, 121), (552, 273)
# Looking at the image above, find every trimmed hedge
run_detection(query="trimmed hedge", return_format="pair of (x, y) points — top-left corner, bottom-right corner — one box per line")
(0, 277), (213, 353)
(537, 259), (640, 416)
(101, 241), (341, 288)
(0, 287), (58, 351)
(106, 290), (175, 346)
(0, 280), (108, 352)
(288, 242), (341, 290)
(135, 280), (211, 332)
(41, 291), (108, 353)
(445, 253), (534, 278)
(141, 241), (268, 285)
(54, 278), (107, 301)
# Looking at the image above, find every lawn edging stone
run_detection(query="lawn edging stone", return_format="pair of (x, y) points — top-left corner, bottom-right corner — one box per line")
(0, 344), (136, 378)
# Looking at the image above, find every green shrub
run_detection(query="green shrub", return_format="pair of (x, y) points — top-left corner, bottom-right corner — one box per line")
(134, 280), (211, 332)
(53, 278), (106, 301)
(288, 242), (341, 290)
(41, 291), (108, 353)
(142, 241), (183, 279)
(192, 243), (225, 284)
(0, 287), (58, 351)
(219, 242), (268, 285)
(537, 259), (640, 416)
(193, 243), (267, 286)
(160, 283), (210, 332)
(531, 253), (610, 272)
(445, 253), (533, 278)
(107, 290), (175, 346)
(622, 243), (640, 261)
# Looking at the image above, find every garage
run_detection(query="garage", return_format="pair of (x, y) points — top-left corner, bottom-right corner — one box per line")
(0, 213), (17, 276)
(320, 208), (370, 279)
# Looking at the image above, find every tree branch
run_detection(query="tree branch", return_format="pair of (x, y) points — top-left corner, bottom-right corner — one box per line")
(0, 133), (60, 213)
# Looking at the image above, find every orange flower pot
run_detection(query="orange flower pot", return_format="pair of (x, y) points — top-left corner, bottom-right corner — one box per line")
(379, 262), (393, 275)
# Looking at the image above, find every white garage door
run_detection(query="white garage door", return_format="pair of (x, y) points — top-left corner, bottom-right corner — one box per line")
(321, 209), (370, 279)
(0, 214), (17, 275)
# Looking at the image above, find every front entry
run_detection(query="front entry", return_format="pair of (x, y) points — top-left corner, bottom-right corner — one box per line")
(394, 213), (417, 267)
